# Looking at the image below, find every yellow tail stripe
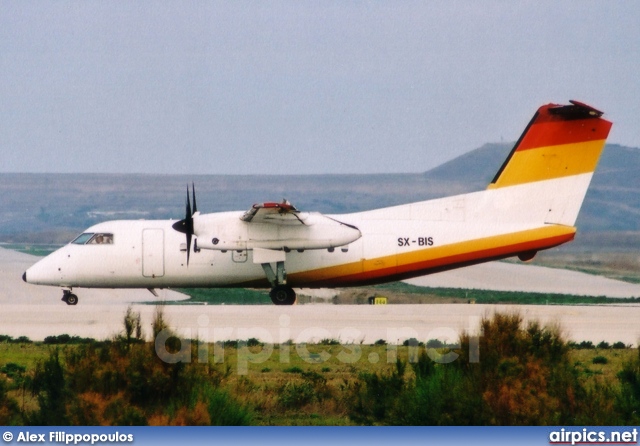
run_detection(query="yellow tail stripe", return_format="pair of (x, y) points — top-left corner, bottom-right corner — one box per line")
(488, 139), (606, 189)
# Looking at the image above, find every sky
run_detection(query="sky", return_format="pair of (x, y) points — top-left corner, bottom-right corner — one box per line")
(1, 1), (639, 175)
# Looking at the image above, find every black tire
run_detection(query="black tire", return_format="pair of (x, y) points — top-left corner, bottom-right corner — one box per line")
(269, 285), (296, 306)
(65, 293), (78, 306)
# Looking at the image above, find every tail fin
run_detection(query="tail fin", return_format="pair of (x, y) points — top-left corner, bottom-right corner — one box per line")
(489, 100), (612, 189)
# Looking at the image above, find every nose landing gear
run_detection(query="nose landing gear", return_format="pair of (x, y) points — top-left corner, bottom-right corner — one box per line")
(62, 289), (78, 306)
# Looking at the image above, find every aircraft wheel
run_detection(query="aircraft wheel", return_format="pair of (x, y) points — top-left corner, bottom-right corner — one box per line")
(269, 285), (296, 306)
(63, 293), (78, 306)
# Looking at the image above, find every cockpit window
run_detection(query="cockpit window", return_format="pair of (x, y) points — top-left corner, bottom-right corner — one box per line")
(72, 233), (94, 245)
(71, 233), (114, 245)
(88, 233), (114, 244)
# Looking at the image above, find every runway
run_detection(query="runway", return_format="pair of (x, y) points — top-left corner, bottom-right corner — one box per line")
(3, 247), (640, 346)
(1, 302), (639, 347)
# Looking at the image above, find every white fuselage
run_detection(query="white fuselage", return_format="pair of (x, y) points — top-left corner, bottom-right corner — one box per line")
(23, 173), (586, 291)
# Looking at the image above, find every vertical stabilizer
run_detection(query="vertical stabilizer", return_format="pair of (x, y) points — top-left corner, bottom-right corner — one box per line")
(487, 100), (612, 227)
(489, 100), (612, 189)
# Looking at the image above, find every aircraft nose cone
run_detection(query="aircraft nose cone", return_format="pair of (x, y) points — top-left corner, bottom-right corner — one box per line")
(22, 271), (27, 283)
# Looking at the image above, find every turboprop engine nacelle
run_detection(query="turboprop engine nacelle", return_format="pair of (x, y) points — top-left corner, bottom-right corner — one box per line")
(194, 212), (361, 251)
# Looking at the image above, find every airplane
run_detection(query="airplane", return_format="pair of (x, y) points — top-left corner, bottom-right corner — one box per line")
(23, 100), (612, 306)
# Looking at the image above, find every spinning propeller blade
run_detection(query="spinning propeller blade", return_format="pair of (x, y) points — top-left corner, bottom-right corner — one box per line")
(171, 184), (197, 266)
(192, 183), (197, 214)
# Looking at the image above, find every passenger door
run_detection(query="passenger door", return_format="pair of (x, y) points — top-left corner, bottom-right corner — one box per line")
(142, 228), (165, 278)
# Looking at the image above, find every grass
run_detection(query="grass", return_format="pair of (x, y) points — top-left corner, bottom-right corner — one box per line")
(0, 243), (60, 256)
(0, 343), (49, 371)
(570, 348), (634, 384)
(370, 282), (640, 305)
(175, 288), (271, 305)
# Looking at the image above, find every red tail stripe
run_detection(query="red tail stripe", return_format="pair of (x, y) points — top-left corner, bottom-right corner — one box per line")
(516, 117), (612, 152)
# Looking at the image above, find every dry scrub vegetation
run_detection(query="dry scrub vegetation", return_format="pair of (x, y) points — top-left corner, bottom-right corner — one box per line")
(1, 309), (640, 426)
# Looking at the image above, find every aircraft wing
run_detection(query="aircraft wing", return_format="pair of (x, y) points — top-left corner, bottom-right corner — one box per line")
(240, 200), (308, 225)
(193, 199), (361, 251)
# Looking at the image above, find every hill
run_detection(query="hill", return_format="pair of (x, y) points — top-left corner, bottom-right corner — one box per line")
(0, 143), (638, 248)
(424, 142), (512, 187)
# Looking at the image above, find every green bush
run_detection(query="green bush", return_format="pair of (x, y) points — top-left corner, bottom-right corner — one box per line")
(29, 349), (69, 425)
(43, 334), (96, 345)
(245, 338), (262, 347)
(615, 348), (640, 424)
(23, 308), (252, 426)
(348, 359), (406, 424)
(402, 338), (424, 347)
(401, 353), (485, 425)
(0, 377), (22, 425)
(1, 363), (26, 381)
(576, 341), (595, 350)
(349, 313), (588, 425)
(278, 381), (316, 409)
(0, 335), (32, 344)
(205, 386), (252, 425)
(426, 339), (444, 348)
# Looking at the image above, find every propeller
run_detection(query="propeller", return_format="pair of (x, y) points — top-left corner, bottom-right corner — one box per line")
(172, 183), (198, 265)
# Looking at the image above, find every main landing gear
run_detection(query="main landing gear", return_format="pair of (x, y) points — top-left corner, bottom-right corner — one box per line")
(62, 289), (78, 306)
(261, 260), (297, 305)
(269, 284), (296, 306)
